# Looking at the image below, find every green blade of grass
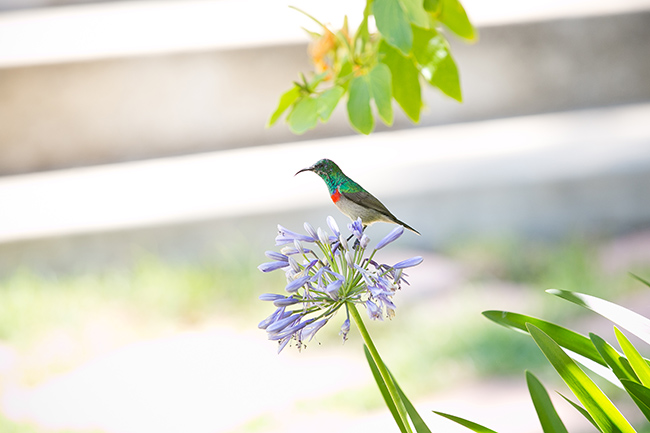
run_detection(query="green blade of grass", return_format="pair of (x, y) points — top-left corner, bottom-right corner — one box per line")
(526, 371), (569, 433)
(620, 379), (650, 422)
(590, 333), (639, 383)
(483, 311), (606, 366)
(527, 324), (636, 433)
(630, 273), (650, 289)
(547, 289), (650, 345)
(392, 374), (432, 433)
(614, 327), (650, 386)
(363, 344), (409, 433)
(433, 411), (498, 433)
(558, 393), (601, 431)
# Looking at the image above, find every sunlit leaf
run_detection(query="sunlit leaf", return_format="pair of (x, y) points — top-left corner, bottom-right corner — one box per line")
(267, 86), (300, 127)
(401, 0), (429, 28)
(558, 393), (601, 431)
(526, 371), (568, 433)
(527, 324), (636, 433)
(317, 86), (345, 121)
(423, 0), (441, 14)
(590, 333), (639, 383)
(615, 327), (650, 387)
(287, 96), (319, 134)
(412, 26), (462, 101)
(483, 311), (606, 366)
(392, 374), (432, 433)
(548, 289), (650, 346)
(436, 0), (477, 41)
(374, 0), (413, 54)
(363, 345), (410, 433)
(336, 58), (354, 89)
(347, 75), (374, 134)
(379, 41), (421, 122)
(368, 63), (394, 126)
(620, 379), (650, 422)
(433, 411), (498, 432)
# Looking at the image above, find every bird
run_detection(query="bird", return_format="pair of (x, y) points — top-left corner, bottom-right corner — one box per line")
(295, 159), (420, 235)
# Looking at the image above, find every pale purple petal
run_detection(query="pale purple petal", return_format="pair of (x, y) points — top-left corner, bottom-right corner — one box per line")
(375, 226), (404, 250)
(302, 319), (328, 342)
(259, 293), (285, 302)
(326, 279), (343, 298)
(327, 216), (340, 237)
(265, 251), (288, 262)
(258, 261), (289, 272)
(339, 318), (350, 341)
(258, 307), (287, 329)
(317, 227), (330, 244)
(365, 300), (383, 320)
(276, 225), (316, 245)
(274, 297), (301, 307)
(266, 314), (300, 333)
(393, 256), (423, 269)
(285, 274), (310, 292)
(304, 222), (318, 239)
(277, 336), (292, 353)
(348, 218), (364, 240)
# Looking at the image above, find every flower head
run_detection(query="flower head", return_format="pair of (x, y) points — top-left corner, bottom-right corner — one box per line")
(258, 217), (423, 353)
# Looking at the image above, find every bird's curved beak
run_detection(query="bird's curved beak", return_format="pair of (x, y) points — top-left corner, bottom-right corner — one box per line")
(295, 166), (313, 176)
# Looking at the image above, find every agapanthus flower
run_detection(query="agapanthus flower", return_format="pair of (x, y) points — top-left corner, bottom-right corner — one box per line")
(258, 217), (423, 353)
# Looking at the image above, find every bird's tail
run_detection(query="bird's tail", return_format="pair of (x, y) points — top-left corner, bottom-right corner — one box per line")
(396, 219), (420, 236)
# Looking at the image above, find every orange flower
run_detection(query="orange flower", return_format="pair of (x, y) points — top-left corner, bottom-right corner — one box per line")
(309, 28), (336, 76)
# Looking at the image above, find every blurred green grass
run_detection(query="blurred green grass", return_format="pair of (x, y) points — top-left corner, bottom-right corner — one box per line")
(0, 233), (649, 432)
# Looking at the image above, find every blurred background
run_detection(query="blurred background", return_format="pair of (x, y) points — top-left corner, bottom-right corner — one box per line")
(1, 0), (650, 432)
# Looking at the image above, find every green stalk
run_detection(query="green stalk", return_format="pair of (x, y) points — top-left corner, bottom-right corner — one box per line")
(348, 302), (412, 433)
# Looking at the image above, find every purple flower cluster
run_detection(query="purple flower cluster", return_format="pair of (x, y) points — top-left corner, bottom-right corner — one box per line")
(258, 217), (423, 353)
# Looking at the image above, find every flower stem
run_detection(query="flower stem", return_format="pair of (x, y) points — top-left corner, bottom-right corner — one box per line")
(347, 302), (412, 433)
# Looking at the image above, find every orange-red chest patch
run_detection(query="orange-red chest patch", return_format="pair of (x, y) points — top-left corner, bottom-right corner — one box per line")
(330, 189), (341, 203)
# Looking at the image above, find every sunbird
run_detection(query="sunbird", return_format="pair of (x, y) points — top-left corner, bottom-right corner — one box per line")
(296, 159), (420, 235)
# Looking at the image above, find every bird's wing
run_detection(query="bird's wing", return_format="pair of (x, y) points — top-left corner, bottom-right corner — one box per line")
(341, 189), (421, 235)
(340, 189), (395, 219)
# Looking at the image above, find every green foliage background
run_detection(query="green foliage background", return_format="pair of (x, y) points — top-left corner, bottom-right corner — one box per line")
(268, 0), (476, 135)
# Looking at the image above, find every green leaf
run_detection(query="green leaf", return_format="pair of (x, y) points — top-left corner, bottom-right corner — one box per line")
(630, 273), (650, 289)
(317, 86), (345, 121)
(526, 371), (569, 433)
(347, 75), (374, 134)
(620, 379), (650, 422)
(379, 41), (422, 123)
(527, 324), (636, 433)
(401, 0), (429, 28)
(423, 0), (441, 14)
(412, 26), (462, 101)
(615, 327), (650, 386)
(267, 86), (300, 127)
(393, 376), (431, 433)
(436, 0), (477, 41)
(483, 311), (606, 367)
(368, 63), (394, 126)
(363, 345), (410, 433)
(286, 96), (319, 134)
(433, 411), (498, 433)
(548, 289), (650, 346)
(590, 333), (639, 383)
(373, 0), (413, 54)
(336, 58), (354, 89)
(558, 393), (601, 431)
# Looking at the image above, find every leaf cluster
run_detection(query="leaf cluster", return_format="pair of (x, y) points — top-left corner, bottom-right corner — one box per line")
(438, 274), (650, 432)
(268, 0), (477, 135)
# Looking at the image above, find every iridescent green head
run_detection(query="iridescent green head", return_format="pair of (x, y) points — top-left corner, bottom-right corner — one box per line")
(295, 159), (346, 194)
(295, 159), (342, 178)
